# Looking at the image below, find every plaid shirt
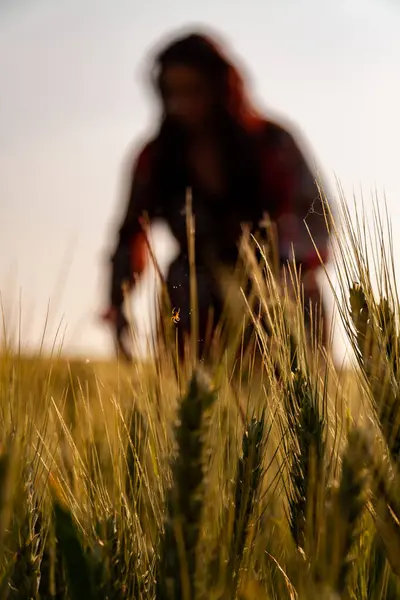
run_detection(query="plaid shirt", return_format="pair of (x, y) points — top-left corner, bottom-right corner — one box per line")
(258, 122), (330, 269)
(110, 120), (330, 305)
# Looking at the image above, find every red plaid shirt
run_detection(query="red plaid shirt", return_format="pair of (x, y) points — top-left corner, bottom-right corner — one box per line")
(111, 119), (330, 305)
(258, 122), (330, 270)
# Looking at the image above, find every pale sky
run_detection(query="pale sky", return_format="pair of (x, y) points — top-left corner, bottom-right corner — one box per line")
(1, 0), (399, 361)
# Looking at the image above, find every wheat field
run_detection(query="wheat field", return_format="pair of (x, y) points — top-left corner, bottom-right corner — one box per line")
(1, 198), (400, 600)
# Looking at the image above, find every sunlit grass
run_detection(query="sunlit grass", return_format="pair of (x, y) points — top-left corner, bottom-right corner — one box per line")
(1, 191), (400, 599)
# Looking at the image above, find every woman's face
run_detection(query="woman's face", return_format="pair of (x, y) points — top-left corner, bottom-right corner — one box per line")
(161, 64), (215, 131)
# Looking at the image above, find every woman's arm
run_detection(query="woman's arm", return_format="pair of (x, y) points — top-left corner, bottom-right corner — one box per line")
(109, 141), (157, 308)
(263, 125), (331, 272)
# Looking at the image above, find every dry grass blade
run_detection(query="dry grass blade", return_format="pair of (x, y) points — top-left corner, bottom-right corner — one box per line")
(4, 183), (400, 599)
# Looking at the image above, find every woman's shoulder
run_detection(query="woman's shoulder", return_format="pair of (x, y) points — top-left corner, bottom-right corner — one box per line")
(121, 134), (159, 177)
(258, 114), (300, 148)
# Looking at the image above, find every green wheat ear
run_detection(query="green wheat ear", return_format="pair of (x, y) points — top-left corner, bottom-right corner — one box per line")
(6, 467), (44, 600)
(156, 369), (217, 600)
(349, 283), (371, 363)
(287, 369), (326, 560)
(228, 412), (266, 597)
(327, 429), (370, 595)
(376, 298), (398, 372)
(350, 283), (400, 468)
(52, 493), (95, 600)
(370, 450), (400, 581)
(375, 298), (400, 465)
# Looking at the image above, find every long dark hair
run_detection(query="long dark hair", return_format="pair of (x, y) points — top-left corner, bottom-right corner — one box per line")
(149, 31), (266, 216)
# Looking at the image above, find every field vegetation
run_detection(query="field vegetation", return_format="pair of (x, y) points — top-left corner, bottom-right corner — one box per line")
(1, 197), (400, 599)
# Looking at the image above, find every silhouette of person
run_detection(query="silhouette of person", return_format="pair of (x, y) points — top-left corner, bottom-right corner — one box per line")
(103, 31), (330, 360)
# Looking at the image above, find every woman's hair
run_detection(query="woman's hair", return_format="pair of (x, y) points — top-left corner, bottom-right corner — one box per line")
(152, 32), (260, 131)
(149, 31), (266, 213)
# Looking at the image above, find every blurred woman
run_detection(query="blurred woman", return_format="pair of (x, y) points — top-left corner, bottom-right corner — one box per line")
(103, 31), (330, 360)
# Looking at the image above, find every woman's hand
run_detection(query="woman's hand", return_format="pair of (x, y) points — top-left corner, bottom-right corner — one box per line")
(101, 306), (129, 333)
(101, 306), (119, 325)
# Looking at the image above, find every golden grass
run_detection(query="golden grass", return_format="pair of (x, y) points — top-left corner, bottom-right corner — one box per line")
(1, 192), (400, 599)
